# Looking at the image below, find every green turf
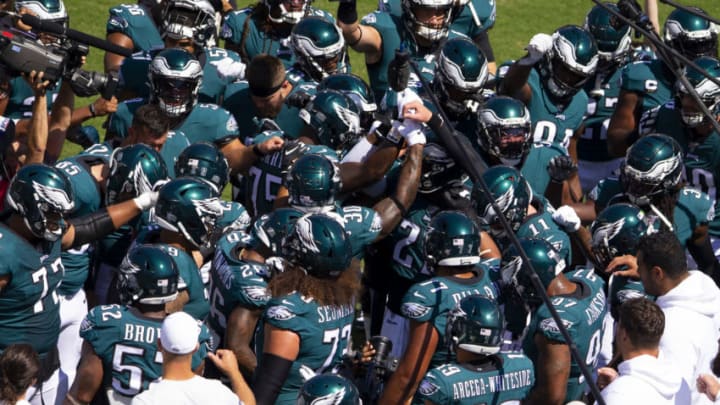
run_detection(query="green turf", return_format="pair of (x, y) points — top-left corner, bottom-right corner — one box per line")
(59, 0), (718, 161)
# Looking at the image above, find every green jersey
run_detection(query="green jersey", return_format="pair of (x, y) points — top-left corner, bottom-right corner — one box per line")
(639, 100), (720, 236)
(401, 269), (498, 369)
(55, 155), (106, 296)
(259, 292), (355, 404)
(512, 197), (572, 263)
(79, 304), (211, 397)
(379, 0), (496, 39)
(222, 81), (308, 140)
(387, 197), (438, 282)
(220, 7), (335, 67)
(418, 353), (535, 405)
(589, 178), (714, 247)
(208, 230), (269, 343)
(523, 267), (606, 402)
(217, 201), (251, 234)
(5, 77), (59, 120)
(106, 4), (163, 53)
(0, 224), (63, 359)
(520, 144), (565, 196)
(526, 68), (587, 152)
(619, 59), (674, 113)
(335, 205), (383, 258)
(579, 67), (623, 162)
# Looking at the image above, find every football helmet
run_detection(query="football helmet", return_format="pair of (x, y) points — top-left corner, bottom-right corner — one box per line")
(148, 48), (203, 117)
(591, 203), (654, 271)
(250, 207), (304, 256)
(500, 237), (566, 306)
(447, 295), (503, 355)
(16, 0), (68, 27)
(290, 16), (348, 82)
(281, 213), (352, 278)
(472, 165), (532, 238)
(298, 374), (361, 405)
(424, 210), (481, 267)
(540, 25), (599, 100)
(401, 0), (455, 45)
(419, 142), (468, 194)
(299, 90), (362, 152)
(154, 177), (225, 249)
(286, 154), (342, 213)
(584, 3), (632, 66)
(664, 7), (719, 59)
(318, 73), (377, 131)
(117, 245), (179, 305)
(476, 96), (532, 167)
(106, 144), (169, 205)
(6, 164), (74, 241)
(432, 37), (489, 118)
(675, 56), (720, 128)
(264, 0), (310, 25)
(161, 0), (217, 48)
(620, 133), (683, 206)
(175, 142), (230, 194)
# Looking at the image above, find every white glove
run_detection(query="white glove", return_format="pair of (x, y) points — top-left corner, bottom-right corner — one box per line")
(210, 57), (247, 81)
(394, 119), (426, 146)
(519, 33), (553, 66)
(552, 205), (581, 233)
(133, 191), (158, 211)
(395, 88), (422, 119)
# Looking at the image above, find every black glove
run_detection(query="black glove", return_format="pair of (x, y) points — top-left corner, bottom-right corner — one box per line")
(387, 49), (410, 92)
(336, 0), (358, 24)
(547, 155), (578, 183)
(285, 91), (313, 109)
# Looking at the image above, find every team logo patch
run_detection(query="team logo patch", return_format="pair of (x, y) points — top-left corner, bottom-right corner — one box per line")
(418, 379), (440, 396)
(616, 289), (645, 303)
(266, 305), (295, 321)
(540, 318), (573, 334)
(242, 286), (269, 303)
(402, 302), (431, 319)
(310, 387), (348, 405)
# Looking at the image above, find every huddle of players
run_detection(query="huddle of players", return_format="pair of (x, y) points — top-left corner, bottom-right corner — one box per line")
(0, 0), (719, 403)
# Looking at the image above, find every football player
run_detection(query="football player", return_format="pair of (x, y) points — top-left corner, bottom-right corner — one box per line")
(476, 95), (533, 168)
(500, 238), (606, 404)
(287, 16), (349, 85)
(380, 211), (498, 404)
(608, 7), (718, 157)
(253, 214), (358, 404)
(0, 163), (158, 405)
(67, 245), (211, 404)
(417, 295), (535, 405)
(104, 0), (164, 73)
(500, 25), (598, 197)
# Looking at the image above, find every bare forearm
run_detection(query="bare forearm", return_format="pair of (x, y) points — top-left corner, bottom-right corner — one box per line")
(499, 63), (532, 102)
(27, 94), (48, 164)
(47, 82), (75, 162)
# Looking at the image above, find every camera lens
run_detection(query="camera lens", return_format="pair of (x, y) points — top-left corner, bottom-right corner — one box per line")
(370, 335), (392, 363)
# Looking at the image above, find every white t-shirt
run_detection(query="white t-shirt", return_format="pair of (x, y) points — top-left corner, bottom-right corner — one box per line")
(131, 376), (240, 405)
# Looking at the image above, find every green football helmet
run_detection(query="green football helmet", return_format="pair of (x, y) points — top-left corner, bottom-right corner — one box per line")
(175, 142), (230, 193)
(117, 245), (179, 306)
(251, 207), (304, 256)
(161, 0), (217, 48)
(476, 96), (532, 167)
(472, 165), (532, 238)
(297, 373), (361, 405)
(286, 154), (342, 213)
(419, 142), (468, 194)
(15, 0), (67, 27)
(106, 144), (169, 205)
(264, 0), (310, 25)
(281, 213), (352, 278)
(6, 163), (74, 241)
(290, 16), (348, 82)
(584, 3), (632, 66)
(424, 210), (481, 268)
(318, 73), (377, 130)
(154, 177), (225, 249)
(591, 203), (654, 271)
(664, 7), (719, 59)
(675, 56), (720, 128)
(432, 37), (489, 119)
(299, 90), (362, 151)
(447, 295), (503, 355)
(149, 48), (203, 117)
(620, 133), (683, 206)
(500, 237), (567, 306)
(540, 25), (599, 100)
(401, 0), (456, 45)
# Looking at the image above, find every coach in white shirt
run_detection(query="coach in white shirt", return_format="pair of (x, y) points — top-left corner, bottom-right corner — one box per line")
(132, 312), (254, 405)
(636, 231), (720, 405)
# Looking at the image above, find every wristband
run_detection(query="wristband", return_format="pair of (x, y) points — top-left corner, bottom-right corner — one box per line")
(88, 103), (97, 117)
(389, 194), (407, 217)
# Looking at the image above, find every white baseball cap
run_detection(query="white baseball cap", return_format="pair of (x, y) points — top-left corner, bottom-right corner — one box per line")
(159, 312), (200, 355)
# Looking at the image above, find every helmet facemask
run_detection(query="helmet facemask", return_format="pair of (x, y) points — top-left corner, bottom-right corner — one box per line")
(402, 0), (455, 46)
(665, 19), (719, 59)
(153, 77), (200, 117)
(291, 24), (348, 82)
(265, 0), (310, 25)
(161, 0), (217, 48)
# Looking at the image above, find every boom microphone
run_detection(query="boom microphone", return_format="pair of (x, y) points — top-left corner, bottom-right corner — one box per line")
(20, 14), (132, 57)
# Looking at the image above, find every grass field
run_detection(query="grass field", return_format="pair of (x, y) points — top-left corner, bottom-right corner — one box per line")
(59, 0), (718, 159)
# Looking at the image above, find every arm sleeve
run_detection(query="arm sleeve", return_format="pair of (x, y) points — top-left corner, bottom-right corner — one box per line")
(474, 31), (495, 62)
